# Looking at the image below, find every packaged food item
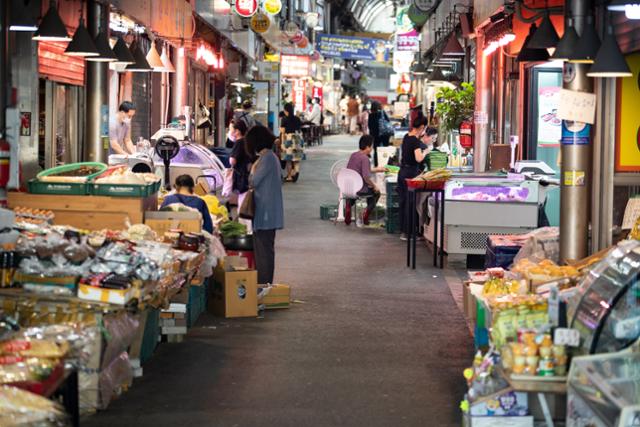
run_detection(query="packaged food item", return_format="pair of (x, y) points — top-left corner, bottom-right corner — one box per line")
(0, 385), (67, 425)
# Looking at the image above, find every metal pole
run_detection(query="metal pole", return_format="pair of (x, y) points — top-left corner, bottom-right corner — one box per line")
(0, 0), (7, 136)
(560, 0), (594, 262)
(496, 48), (505, 145)
(473, 33), (490, 172)
(85, 0), (108, 162)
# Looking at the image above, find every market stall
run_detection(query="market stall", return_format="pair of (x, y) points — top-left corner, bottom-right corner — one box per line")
(458, 234), (640, 426)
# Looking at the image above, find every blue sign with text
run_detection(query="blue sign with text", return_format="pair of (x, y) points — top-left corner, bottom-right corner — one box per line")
(316, 33), (388, 61)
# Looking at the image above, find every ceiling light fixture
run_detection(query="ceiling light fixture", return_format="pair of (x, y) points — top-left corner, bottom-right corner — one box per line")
(125, 40), (152, 72)
(550, 19), (579, 61)
(568, 16), (601, 63)
(9, 0), (38, 31)
(160, 44), (176, 73)
(608, 0), (640, 19)
(65, 18), (99, 57)
(442, 34), (465, 56)
(86, 30), (117, 62)
(527, 11), (559, 52)
(516, 23), (550, 62)
(587, 22), (632, 77)
(32, 0), (71, 42)
(146, 41), (165, 71)
(112, 37), (135, 65)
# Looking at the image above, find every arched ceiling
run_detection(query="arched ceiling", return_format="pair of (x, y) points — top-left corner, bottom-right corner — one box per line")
(346, 0), (398, 33)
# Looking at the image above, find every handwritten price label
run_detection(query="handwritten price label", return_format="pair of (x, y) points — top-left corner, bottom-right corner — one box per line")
(557, 89), (596, 124)
(554, 328), (581, 347)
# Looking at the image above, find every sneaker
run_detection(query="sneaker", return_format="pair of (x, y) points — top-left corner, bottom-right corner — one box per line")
(416, 235), (426, 241)
(400, 234), (408, 241)
(345, 204), (352, 225)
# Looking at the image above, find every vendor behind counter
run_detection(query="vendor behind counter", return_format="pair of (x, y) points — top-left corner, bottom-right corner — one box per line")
(161, 175), (213, 233)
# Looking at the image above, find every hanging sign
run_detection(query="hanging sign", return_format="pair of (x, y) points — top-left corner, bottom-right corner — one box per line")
(234, 0), (258, 18)
(396, 29), (420, 52)
(408, 4), (428, 27)
(316, 33), (388, 61)
(250, 12), (270, 33)
(264, 0), (283, 15)
(292, 79), (307, 113)
(281, 54), (310, 77)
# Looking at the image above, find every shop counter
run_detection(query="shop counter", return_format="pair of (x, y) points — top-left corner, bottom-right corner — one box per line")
(8, 192), (157, 230)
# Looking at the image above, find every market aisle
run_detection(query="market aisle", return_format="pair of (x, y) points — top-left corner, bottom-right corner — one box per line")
(84, 135), (474, 427)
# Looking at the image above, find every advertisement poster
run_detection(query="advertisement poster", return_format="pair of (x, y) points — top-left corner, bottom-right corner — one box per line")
(615, 52), (640, 172)
(280, 55), (310, 77)
(316, 33), (387, 61)
(396, 29), (420, 52)
(537, 86), (561, 146)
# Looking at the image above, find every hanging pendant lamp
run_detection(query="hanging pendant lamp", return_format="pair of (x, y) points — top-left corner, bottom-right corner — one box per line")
(86, 30), (117, 62)
(160, 44), (176, 73)
(146, 41), (165, 71)
(587, 24), (632, 77)
(32, 0), (71, 41)
(10, 0), (38, 32)
(568, 16), (601, 64)
(527, 12), (559, 51)
(125, 40), (152, 72)
(427, 67), (446, 82)
(516, 23), (550, 62)
(442, 34), (465, 56)
(65, 18), (99, 57)
(551, 19), (580, 61)
(112, 37), (136, 65)
(411, 60), (428, 75)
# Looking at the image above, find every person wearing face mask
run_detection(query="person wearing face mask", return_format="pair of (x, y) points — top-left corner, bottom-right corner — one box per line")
(109, 101), (136, 155)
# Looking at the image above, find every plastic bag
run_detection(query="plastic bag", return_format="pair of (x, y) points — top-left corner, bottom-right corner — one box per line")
(221, 168), (233, 198)
(513, 227), (560, 265)
(98, 352), (133, 410)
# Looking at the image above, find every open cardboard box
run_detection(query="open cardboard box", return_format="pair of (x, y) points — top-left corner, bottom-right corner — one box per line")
(208, 256), (257, 318)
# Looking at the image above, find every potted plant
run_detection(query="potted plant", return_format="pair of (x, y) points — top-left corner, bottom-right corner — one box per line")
(434, 82), (475, 168)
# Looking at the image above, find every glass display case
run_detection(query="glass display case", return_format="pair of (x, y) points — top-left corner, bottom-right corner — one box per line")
(570, 240), (640, 355)
(445, 178), (540, 204)
(567, 350), (640, 427)
(152, 142), (226, 192)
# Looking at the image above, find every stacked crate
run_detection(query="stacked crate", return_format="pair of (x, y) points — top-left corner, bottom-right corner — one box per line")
(385, 180), (401, 234)
(160, 288), (189, 343)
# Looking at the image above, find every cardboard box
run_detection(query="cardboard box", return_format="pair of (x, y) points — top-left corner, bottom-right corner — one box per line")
(258, 284), (291, 309)
(144, 211), (202, 235)
(463, 281), (478, 323)
(209, 256), (257, 318)
(466, 416), (533, 427)
(469, 390), (528, 417)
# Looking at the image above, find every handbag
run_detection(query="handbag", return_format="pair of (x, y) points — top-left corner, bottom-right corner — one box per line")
(378, 112), (394, 138)
(221, 168), (233, 198)
(238, 188), (255, 220)
(238, 155), (263, 220)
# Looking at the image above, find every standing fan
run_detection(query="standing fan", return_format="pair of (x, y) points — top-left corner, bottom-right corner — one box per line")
(155, 135), (180, 190)
(329, 159), (348, 221)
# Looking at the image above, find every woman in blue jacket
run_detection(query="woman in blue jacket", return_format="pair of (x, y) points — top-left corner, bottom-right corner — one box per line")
(244, 126), (284, 284)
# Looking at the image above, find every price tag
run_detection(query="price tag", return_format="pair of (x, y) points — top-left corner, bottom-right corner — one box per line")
(557, 89), (596, 124)
(554, 328), (580, 347)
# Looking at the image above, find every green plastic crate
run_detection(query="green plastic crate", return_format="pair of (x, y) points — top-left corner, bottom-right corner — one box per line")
(320, 203), (338, 220)
(90, 181), (158, 197)
(28, 179), (90, 195)
(36, 162), (107, 181)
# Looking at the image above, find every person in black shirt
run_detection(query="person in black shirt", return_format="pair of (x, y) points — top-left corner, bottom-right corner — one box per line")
(229, 119), (254, 229)
(398, 116), (432, 239)
(279, 102), (304, 182)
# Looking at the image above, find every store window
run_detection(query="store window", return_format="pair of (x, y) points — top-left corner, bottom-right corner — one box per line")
(527, 63), (563, 226)
(38, 80), (82, 169)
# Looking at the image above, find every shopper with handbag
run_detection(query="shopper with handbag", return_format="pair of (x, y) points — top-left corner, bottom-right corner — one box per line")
(242, 126), (284, 284)
(368, 101), (394, 166)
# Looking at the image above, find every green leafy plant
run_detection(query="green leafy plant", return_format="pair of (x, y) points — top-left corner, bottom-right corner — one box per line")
(434, 82), (475, 133)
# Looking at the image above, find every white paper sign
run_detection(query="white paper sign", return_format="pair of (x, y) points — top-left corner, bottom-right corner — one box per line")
(557, 89), (596, 124)
(622, 197), (640, 230)
(554, 328), (581, 347)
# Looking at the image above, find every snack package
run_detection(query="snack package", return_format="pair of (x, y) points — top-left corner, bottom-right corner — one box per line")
(0, 385), (68, 426)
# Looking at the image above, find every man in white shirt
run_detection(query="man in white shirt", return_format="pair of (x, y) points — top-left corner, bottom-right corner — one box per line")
(307, 97), (322, 126)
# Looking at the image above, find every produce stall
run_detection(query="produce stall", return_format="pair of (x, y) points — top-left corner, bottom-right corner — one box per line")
(459, 237), (640, 427)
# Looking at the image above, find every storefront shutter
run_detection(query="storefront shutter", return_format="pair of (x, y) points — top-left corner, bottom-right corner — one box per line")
(131, 72), (151, 142)
(38, 42), (85, 86)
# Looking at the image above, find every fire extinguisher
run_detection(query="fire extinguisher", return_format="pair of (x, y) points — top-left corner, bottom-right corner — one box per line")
(459, 120), (473, 149)
(0, 139), (10, 189)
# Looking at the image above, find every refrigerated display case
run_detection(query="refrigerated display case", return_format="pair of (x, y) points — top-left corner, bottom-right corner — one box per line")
(567, 349), (640, 427)
(570, 240), (640, 355)
(437, 176), (543, 255)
